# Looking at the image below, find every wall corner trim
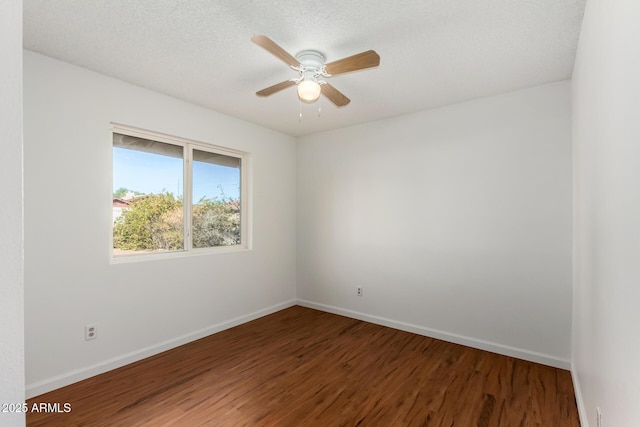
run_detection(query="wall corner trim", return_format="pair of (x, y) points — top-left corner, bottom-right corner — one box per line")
(571, 366), (588, 427)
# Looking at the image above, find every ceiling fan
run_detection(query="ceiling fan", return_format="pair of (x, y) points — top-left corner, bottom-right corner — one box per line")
(251, 35), (380, 107)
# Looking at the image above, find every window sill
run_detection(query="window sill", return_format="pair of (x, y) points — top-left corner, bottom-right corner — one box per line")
(109, 245), (251, 264)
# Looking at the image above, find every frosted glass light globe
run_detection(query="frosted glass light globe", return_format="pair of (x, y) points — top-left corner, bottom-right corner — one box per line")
(297, 80), (321, 103)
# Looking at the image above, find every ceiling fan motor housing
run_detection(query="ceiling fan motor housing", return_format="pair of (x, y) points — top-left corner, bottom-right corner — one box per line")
(295, 50), (326, 74)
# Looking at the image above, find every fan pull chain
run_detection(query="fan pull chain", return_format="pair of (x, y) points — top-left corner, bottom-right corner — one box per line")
(297, 102), (322, 122)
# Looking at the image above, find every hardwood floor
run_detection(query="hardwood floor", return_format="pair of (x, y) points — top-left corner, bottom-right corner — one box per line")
(27, 306), (580, 426)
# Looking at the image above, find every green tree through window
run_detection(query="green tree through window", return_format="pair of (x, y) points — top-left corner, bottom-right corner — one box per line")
(112, 128), (245, 257)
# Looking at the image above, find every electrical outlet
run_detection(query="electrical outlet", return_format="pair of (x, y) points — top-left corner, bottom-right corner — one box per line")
(356, 286), (363, 296)
(85, 323), (97, 341)
(597, 407), (602, 427)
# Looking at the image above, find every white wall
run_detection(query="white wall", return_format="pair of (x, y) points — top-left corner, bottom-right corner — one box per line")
(0, 0), (25, 425)
(23, 51), (297, 397)
(297, 82), (573, 367)
(572, 0), (640, 425)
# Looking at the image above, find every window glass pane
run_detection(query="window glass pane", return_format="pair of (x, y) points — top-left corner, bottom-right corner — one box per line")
(192, 149), (241, 248)
(112, 134), (184, 255)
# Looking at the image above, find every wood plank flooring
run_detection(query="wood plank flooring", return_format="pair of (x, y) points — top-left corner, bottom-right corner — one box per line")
(27, 306), (580, 426)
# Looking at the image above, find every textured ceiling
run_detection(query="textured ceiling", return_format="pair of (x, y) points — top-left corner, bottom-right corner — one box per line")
(23, 0), (586, 137)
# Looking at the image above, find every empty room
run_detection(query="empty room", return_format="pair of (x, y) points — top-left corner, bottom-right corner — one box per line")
(1, 0), (639, 426)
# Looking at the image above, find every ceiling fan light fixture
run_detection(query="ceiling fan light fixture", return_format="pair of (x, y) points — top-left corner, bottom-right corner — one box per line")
(252, 36), (378, 107)
(297, 79), (321, 103)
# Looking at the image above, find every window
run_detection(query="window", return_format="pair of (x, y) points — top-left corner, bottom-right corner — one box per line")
(111, 124), (247, 259)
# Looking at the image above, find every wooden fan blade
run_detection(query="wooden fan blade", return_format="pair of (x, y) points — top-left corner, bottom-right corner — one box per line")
(256, 80), (296, 97)
(321, 83), (350, 107)
(251, 35), (299, 68)
(324, 50), (380, 76)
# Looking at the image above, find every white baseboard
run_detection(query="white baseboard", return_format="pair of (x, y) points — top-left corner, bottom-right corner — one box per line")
(297, 299), (571, 370)
(26, 299), (297, 399)
(571, 366), (588, 426)
(26, 299), (573, 399)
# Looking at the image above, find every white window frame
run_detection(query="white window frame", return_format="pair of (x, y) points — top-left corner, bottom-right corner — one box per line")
(110, 123), (251, 263)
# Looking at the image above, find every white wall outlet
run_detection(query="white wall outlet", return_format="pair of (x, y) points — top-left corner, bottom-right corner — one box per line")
(597, 407), (602, 427)
(85, 323), (97, 341)
(356, 286), (363, 296)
